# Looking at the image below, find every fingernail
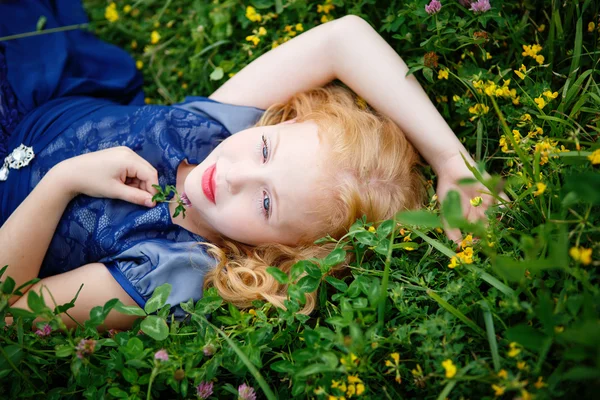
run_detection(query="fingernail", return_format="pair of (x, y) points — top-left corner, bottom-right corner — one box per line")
(145, 199), (155, 207)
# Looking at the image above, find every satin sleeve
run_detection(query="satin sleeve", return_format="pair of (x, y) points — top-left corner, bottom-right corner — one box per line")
(100, 239), (216, 320)
(173, 96), (266, 135)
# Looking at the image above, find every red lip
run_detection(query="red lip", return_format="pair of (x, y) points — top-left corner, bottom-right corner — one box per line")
(202, 163), (216, 204)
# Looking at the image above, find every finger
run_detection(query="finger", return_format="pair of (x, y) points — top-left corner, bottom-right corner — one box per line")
(117, 184), (156, 207)
(127, 164), (160, 196)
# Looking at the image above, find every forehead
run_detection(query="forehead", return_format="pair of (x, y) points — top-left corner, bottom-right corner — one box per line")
(273, 121), (330, 234)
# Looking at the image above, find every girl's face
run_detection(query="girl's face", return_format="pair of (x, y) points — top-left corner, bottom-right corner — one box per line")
(183, 120), (329, 246)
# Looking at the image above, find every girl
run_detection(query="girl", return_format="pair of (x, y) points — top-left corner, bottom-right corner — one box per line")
(0, 2), (499, 330)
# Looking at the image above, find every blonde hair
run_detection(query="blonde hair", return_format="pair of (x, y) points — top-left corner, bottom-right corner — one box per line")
(202, 83), (425, 314)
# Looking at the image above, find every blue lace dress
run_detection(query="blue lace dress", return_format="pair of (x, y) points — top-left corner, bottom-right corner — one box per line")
(0, 0), (265, 318)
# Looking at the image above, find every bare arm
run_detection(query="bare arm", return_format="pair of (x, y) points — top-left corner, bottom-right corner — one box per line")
(0, 167), (75, 304)
(328, 15), (474, 172)
(7, 262), (140, 331)
(208, 17), (339, 109)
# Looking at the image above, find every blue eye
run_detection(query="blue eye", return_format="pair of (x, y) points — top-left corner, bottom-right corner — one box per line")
(263, 191), (270, 217)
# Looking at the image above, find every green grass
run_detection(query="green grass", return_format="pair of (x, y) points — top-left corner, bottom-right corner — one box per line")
(1, 0), (599, 399)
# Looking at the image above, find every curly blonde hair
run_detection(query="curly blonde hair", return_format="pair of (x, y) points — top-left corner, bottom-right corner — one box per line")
(202, 83), (425, 314)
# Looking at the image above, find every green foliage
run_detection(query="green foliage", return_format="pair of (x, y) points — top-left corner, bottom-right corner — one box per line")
(1, 0), (599, 399)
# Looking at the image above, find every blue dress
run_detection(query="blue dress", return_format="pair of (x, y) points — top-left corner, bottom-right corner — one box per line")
(0, 0), (265, 318)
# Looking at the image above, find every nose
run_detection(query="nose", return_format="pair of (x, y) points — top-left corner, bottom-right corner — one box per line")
(224, 160), (263, 194)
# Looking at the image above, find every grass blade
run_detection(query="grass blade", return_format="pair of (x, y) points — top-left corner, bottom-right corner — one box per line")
(481, 300), (501, 371)
(427, 289), (486, 338)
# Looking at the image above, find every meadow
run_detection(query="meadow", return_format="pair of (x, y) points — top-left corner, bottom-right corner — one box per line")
(0, 0), (599, 398)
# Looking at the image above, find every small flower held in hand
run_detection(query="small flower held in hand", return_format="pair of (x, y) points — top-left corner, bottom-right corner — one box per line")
(238, 383), (257, 400)
(152, 184), (188, 219)
(154, 349), (169, 361)
(196, 381), (214, 399)
(470, 0), (491, 13)
(425, 0), (442, 15)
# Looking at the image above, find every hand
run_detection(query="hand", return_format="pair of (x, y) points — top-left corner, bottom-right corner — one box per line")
(53, 147), (160, 207)
(435, 154), (510, 244)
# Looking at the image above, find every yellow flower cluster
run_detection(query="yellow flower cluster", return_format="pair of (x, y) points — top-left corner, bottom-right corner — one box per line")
(246, 6), (262, 22)
(123, 5), (132, 14)
(522, 44), (545, 65)
(271, 24), (305, 49)
(589, 21), (596, 32)
(534, 137), (562, 165)
(499, 129), (523, 153)
(468, 103), (490, 121)
(588, 149), (600, 165)
(105, 2), (119, 23)
(492, 384), (505, 396)
(150, 31), (161, 44)
(533, 182), (546, 197)
(318, 0), (335, 23)
(569, 246), (592, 265)
(438, 69), (449, 80)
(473, 79), (519, 104)
(246, 27), (267, 46)
(508, 342), (521, 357)
(328, 375), (365, 399)
(441, 359), (457, 378)
(514, 64), (527, 80)
(384, 353), (402, 383)
(534, 90), (558, 110)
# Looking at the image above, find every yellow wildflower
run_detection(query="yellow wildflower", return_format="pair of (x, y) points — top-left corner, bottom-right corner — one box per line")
(356, 384), (365, 395)
(136, 60), (143, 70)
(346, 384), (355, 397)
(347, 375), (362, 384)
(569, 247), (592, 265)
(460, 234), (473, 249)
(296, 23), (304, 32)
(438, 69), (449, 80)
(257, 27), (267, 36)
(468, 103), (489, 121)
(150, 31), (161, 44)
(533, 182), (546, 197)
(412, 364), (423, 377)
(105, 2), (119, 23)
(536, 54), (545, 64)
(452, 95), (461, 102)
(538, 24), (546, 32)
(513, 69), (525, 80)
(317, 0), (335, 14)
(314, 387), (325, 395)
(554, 325), (565, 333)
(588, 149), (600, 165)
(517, 361), (526, 370)
(131, 40), (138, 49)
(534, 96), (546, 109)
(441, 359), (457, 378)
(543, 90), (558, 99)
(368, 226), (376, 233)
(245, 6), (262, 22)
(123, 5), (132, 14)
(508, 342), (521, 358)
(589, 22), (596, 32)
(528, 126), (543, 137)
(492, 384), (505, 396)
(246, 35), (260, 46)
(521, 113), (532, 122)
(521, 389), (532, 400)
(497, 369), (508, 379)
(499, 136), (509, 153)
(448, 256), (459, 269)
(470, 196), (483, 207)
(534, 376), (547, 389)
(321, 14), (334, 23)
(144, 97), (151, 104)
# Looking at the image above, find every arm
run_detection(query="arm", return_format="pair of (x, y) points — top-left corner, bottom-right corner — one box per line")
(7, 263), (140, 331)
(0, 168), (75, 304)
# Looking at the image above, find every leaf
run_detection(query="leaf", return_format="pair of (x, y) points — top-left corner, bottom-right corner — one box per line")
(210, 67), (224, 81)
(194, 296), (223, 315)
(140, 316), (169, 341)
(266, 267), (289, 284)
(1, 276), (15, 294)
(27, 290), (46, 314)
(114, 301), (146, 317)
(422, 67), (434, 83)
(270, 360), (295, 374)
(55, 345), (73, 358)
(324, 248), (346, 266)
(36, 16), (46, 31)
(296, 276), (320, 293)
(144, 283), (172, 314)
(7, 307), (37, 319)
(441, 190), (464, 228)
(325, 276), (348, 292)
(395, 210), (442, 228)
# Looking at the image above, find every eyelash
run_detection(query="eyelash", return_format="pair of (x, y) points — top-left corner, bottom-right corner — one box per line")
(255, 135), (272, 220)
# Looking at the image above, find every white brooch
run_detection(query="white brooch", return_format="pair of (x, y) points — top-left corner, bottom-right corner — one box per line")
(0, 144), (35, 181)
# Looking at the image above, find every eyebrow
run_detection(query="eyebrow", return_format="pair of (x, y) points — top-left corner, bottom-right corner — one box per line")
(271, 131), (281, 226)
